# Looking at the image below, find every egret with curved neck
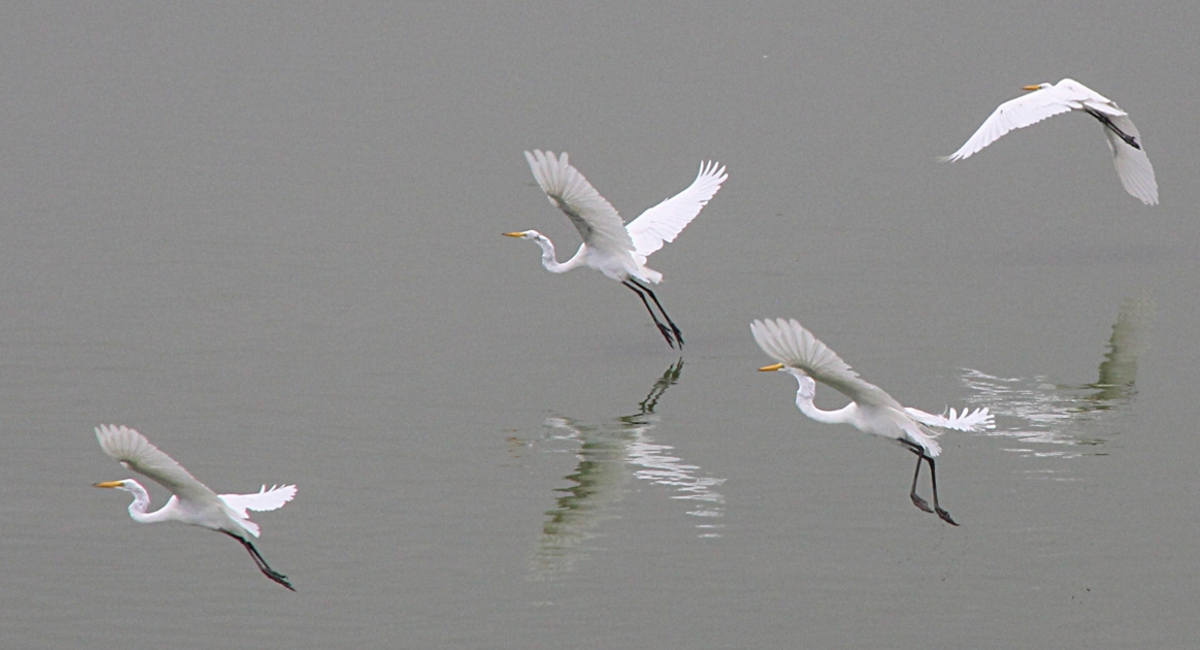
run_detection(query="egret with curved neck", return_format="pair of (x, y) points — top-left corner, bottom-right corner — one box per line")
(505, 150), (727, 348)
(751, 318), (993, 524)
(93, 424), (298, 590)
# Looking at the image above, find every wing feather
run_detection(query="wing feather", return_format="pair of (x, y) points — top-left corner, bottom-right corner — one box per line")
(95, 424), (217, 502)
(524, 150), (635, 256)
(220, 484), (297, 516)
(906, 406), (995, 432)
(945, 86), (1077, 162)
(627, 161), (727, 260)
(750, 318), (904, 411)
(1102, 115), (1158, 205)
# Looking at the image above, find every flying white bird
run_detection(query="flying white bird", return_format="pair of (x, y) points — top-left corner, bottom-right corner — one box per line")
(505, 150), (727, 348)
(751, 318), (994, 525)
(93, 424), (297, 590)
(945, 78), (1157, 205)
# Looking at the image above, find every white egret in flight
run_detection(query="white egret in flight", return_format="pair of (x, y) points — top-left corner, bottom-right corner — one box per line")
(505, 150), (727, 348)
(945, 78), (1157, 205)
(93, 424), (297, 590)
(751, 319), (994, 525)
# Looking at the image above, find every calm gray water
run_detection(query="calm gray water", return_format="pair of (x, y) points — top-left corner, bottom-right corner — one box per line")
(4, 3), (1200, 648)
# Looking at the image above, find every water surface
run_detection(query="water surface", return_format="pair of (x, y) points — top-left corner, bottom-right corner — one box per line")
(3, 3), (1200, 649)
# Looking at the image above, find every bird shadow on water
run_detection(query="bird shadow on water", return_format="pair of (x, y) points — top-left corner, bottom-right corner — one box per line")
(515, 359), (726, 581)
(961, 295), (1154, 459)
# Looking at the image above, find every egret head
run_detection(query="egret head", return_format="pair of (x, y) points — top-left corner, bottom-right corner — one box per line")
(503, 230), (538, 240)
(758, 362), (785, 373)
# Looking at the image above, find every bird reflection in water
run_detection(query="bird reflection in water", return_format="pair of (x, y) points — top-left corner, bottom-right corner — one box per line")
(526, 359), (725, 579)
(962, 295), (1154, 456)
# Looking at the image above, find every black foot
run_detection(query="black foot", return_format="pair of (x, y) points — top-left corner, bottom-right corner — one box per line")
(910, 493), (934, 513)
(655, 323), (678, 349)
(668, 324), (684, 348)
(936, 507), (959, 526)
(260, 565), (295, 591)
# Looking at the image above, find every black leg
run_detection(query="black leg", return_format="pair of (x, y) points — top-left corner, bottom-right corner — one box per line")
(630, 279), (684, 347)
(222, 531), (296, 591)
(908, 454), (933, 514)
(926, 456), (958, 526)
(622, 280), (679, 348)
(1084, 107), (1141, 149)
(899, 440), (957, 525)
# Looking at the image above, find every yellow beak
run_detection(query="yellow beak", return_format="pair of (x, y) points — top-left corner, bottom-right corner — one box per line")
(502, 232), (524, 238)
(758, 363), (785, 372)
(1022, 84), (1041, 91)
(93, 481), (123, 488)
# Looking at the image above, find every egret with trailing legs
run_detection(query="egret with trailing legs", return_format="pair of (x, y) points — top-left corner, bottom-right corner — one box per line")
(751, 319), (993, 524)
(505, 150), (726, 348)
(93, 424), (297, 590)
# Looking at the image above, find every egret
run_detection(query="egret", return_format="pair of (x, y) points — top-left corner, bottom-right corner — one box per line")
(505, 150), (727, 348)
(750, 319), (994, 525)
(93, 424), (297, 590)
(945, 78), (1157, 205)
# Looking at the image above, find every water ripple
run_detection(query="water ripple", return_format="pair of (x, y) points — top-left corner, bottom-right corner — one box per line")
(525, 360), (726, 580)
(960, 296), (1153, 458)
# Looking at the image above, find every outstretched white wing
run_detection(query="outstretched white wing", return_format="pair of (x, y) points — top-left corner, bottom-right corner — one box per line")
(906, 406), (994, 432)
(944, 83), (1082, 162)
(627, 161), (727, 260)
(524, 150), (635, 257)
(1102, 114), (1158, 205)
(945, 78), (1157, 204)
(95, 424), (217, 503)
(220, 484), (297, 516)
(750, 318), (904, 412)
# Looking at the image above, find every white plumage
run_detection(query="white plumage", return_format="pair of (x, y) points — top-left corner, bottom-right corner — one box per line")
(945, 78), (1157, 205)
(506, 150), (727, 348)
(93, 424), (297, 590)
(751, 318), (993, 524)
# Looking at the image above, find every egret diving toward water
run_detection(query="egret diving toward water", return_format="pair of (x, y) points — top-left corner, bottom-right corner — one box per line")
(93, 424), (297, 590)
(505, 150), (727, 348)
(945, 78), (1157, 205)
(751, 319), (994, 525)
